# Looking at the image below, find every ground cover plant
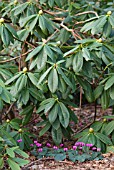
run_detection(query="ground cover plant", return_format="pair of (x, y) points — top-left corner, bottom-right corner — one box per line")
(0, 0), (114, 169)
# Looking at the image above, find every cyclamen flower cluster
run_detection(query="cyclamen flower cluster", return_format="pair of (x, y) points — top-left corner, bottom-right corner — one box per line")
(74, 142), (101, 152)
(29, 140), (101, 153)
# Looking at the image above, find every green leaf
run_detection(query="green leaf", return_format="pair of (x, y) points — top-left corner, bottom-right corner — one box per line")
(82, 48), (91, 61)
(91, 16), (107, 35)
(22, 110), (32, 126)
(104, 76), (114, 90)
(84, 85), (94, 103)
(1, 129), (16, 145)
(103, 20), (112, 38)
(26, 46), (43, 61)
(110, 85), (114, 99)
(104, 121), (114, 135)
(57, 67), (73, 89)
(15, 148), (29, 158)
(95, 132), (112, 145)
(39, 16), (47, 33)
(48, 0), (54, 8)
(39, 122), (51, 137)
(6, 148), (15, 158)
(63, 46), (79, 57)
(37, 66), (53, 85)
(12, 158), (29, 166)
(5, 73), (22, 85)
(19, 105), (34, 115)
(69, 109), (78, 123)
(17, 29), (29, 41)
(91, 121), (103, 132)
(1, 26), (10, 46)
(44, 45), (53, 60)
(109, 15), (114, 27)
(22, 89), (29, 105)
(59, 102), (69, 128)
(27, 72), (38, 86)
(54, 153), (66, 161)
(52, 118), (60, 130)
(13, 3), (28, 16)
(1, 89), (10, 103)
(44, 98), (55, 113)
(28, 15), (39, 31)
(16, 74), (27, 92)
(57, 28), (70, 44)
(5, 23), (18, 38)
(49, 103), (58, 124)
(101, 90), (109, 110)
(7, 158), (20, 170)
(94, 85), (104, 100)
(0, 157), (4, 169)
(73, 52), (83, 72)
(88, 133), (96, 145)
(52, 126), (62, 145)
(48, 68), (58, 93)
(37, 48), (47, 71)
(0, 99), (3, 111)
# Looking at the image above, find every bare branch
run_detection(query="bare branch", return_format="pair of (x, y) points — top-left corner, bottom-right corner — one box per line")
(75, 11), (99, 18)
(0, 50), (32, 63)
(75, 16), (99, 25)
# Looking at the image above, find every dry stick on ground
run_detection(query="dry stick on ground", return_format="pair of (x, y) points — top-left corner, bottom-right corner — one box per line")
(22, 158), (55, 170)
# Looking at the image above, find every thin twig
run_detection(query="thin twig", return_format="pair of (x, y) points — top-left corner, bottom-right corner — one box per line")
(94, 100), (97, 121)
(75, 121), (94, 135)
(0, 50), (32, 63)
(13, 36), (36, 48)
(22, 158), (55, 169)
(19, 41), (26, 71)
(60, 22), (73, 32)
(43, 29), (59, 44)
(75, 11), (99, 17)
(75, 16), (99, 25)
(2, 102), (15, 119)
(79, 86), (82, 110)
(60, 22), (81, 40)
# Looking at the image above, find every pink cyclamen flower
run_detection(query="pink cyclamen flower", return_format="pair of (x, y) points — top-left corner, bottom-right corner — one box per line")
(38, 148), (43, 152)
(86, 143), (93, 147)
(34, 140), (38, 144)
(75, 142), (85, 146)
(17, 139), (22, 143)
(79, 147), (82, 150)
(46, 143), (51, 147)
(53, 146), (58, 150)
(73, 146), (77, 150)
(60, 143), (64, 147)
(97, 148), (101, 152)
(92, 147), (97, 151)
(36, 143), (42, 147)
(30, 144), (34, 147)
(64, 148), (68, 151)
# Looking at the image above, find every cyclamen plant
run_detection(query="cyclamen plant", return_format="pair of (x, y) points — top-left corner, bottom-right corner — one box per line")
(30, 141), (103, 162)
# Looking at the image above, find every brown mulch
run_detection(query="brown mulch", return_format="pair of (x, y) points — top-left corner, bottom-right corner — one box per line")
(22, 104), (114, 170)
(22, 153), (114, 170)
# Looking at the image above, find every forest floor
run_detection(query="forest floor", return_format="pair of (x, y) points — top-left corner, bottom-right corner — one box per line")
(22, 104), (114, 170)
